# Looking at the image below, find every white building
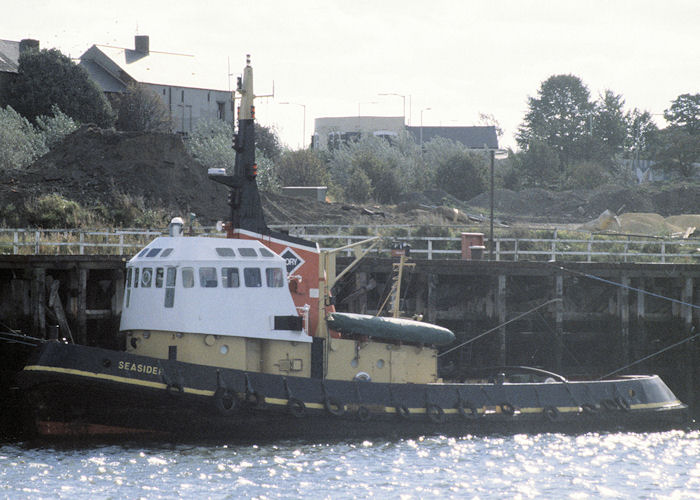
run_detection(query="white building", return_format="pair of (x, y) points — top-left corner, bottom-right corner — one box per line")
(79, 36), (233, 135)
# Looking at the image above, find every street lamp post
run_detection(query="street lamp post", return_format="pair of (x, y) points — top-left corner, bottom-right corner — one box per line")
(378, 93), (407, 125)
(420, 108), (431, 145)
(279, 102), (306, 149)
(486, 148), (508, 259)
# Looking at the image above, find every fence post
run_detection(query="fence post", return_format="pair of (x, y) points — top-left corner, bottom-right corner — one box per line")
(13, 231), (18, 254)
(119, 234), (124, 255)
(79, 231), (85, 255)
(587, 235), (592, 263)
(514, 239), (519, 262)
(495, 239), (500, 261)
(551, 229), (557, 261)
(34, 231), (40, 254)
(661, 241), (666, 263)
(428, 239), (433, 260)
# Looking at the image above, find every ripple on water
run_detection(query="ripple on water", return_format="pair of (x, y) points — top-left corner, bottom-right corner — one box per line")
(1, 431), (700, 498)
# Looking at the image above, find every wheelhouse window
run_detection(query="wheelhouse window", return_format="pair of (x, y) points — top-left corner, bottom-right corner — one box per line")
(239, 248), (258, 257)
(141, 268), (153, 288)
(146, 248), (161, 258)
(259, 247), (274, 257)
(216, 247), (236, 257)
(133, 268), (140, 288)
(155, 268), (164, 288)
(199, 267), (218, 288)
(182, 268), (195, 288)
(138, 249), (149, 258)
(266, 268), (284, 287)
(165, 267), (177, 308)
(244, 268), (262, 287)
(221, 267), (240, 288)
(161, 248), (174, 257)
(126, 268), (132, 288)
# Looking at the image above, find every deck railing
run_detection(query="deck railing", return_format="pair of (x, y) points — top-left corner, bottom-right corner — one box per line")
(1, 226), (698, 263)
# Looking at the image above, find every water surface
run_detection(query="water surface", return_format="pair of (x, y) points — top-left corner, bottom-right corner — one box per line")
(2, 431), (700, 498)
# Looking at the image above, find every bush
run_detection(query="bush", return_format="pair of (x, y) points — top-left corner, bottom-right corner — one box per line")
(35, 105), (78, 149)
(113, 83), (173, 132)
(343, 167), (373, 202)
(276, 149), (329, 187)
(25, 194), (91, 228)
(186, 118), (235, 171)
(0, 106), (47, 170)
(565, 161), (610, 189)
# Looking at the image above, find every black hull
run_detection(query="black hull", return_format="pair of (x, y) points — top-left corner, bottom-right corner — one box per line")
(18, 342), (688, 442)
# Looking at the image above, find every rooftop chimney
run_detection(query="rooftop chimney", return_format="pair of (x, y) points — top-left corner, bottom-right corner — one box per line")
(135, 35), (149, 54)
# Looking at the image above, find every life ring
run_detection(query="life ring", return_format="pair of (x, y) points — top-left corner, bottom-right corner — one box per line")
(601, 399), (619, 411)
(353, 372), (371, 382)
(357, 405), (371, 422)
(543, 406), (560, 422)
(214, 388), (240, 416)
(500, 402), (515, 416)
(426, 404), (445, 424)
(324, 396), (345, 417)
(457, 400), (480, 420)
(615, 396), (631, 412)
(287, 397), (306, 418)
(395, 404), (410, 420)
(581, 403), (599, 414)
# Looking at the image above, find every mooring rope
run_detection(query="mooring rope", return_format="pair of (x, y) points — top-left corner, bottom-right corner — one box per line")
(438, 298), (562, 357)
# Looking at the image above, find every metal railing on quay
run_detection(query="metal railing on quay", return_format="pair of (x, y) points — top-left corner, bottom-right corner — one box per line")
(1, 226), (699, 264)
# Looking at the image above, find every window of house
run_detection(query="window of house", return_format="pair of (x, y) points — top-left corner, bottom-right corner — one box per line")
(244, 268), (262, 287)
(182, 267), (195, 288)
(217, 101), (225, 120)
(162, 88), (166, 95)
(221, 267), (240, 288)
(181, 90), (184, 102)
(266, 268), (284, 287)
(155, 268), (164, 288)
(199, 267), (217, 288)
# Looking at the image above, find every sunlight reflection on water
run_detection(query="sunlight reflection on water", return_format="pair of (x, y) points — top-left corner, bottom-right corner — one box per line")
(1, 431), (700, 499)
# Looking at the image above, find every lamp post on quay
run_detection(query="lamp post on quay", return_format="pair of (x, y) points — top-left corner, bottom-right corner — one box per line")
(420, 107), (431, 145)
(279, 102), (306, 149)
(378, 93), (408, 125)
(486, 147), (509, 259)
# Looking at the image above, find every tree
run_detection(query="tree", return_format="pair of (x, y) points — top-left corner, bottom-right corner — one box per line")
(114, 83), (173, 132)
(35, 104), (78, 149)
(276, 149), (329, 187)
(255, 123), (282, 161)
(6, 48), (115, 127)
(518, 141), (561, 187)
(434, 151), (485, 200)
(655, 127), (700, 178)
(664, 93), (700, 135)
(517, 74), (594, 168)
(590, 90), (627, 164)
(625, 108), (660, 160)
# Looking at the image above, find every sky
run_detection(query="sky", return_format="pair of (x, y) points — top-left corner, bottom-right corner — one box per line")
(3, 0), (699, 150)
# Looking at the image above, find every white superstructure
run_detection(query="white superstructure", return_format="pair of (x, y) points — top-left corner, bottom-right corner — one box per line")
(120, 236), (311, 343)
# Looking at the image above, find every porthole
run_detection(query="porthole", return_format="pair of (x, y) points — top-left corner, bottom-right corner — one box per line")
(220, 345), (229, 355)
(376, 359), (385, 369)
(350, 358), (358, 368)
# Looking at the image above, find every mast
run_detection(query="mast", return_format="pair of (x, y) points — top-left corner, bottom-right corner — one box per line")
(209, 55), (268, 235)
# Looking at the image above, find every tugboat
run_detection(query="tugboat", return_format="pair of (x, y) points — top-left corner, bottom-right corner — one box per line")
(18, 57), (687, 440)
